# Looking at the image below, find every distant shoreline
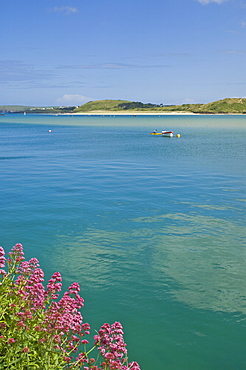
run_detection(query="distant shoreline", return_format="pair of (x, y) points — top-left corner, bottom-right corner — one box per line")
(61, 111), (246, 116)
(63, 111), (199, 116)
(2, 111), (246, 116)
(2, 98), (246, 115)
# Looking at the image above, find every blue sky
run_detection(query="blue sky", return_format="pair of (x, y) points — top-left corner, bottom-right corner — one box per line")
(1, 0), (246, 106)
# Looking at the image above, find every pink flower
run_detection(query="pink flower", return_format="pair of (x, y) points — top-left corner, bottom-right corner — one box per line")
(17, 321), (25, 327)
(7, 338), (16, 344)
(128, 362), (141, 370)
(0, 246), (5, 268)
(69, 282), (80, 294)
(105, 353), (115, 360)
(9, 243), (24, 258)
(76, 352), (87, 364)
(81, 339), (89, 344)
(22, 347), (29, 353)
(53, 335), (61, 343)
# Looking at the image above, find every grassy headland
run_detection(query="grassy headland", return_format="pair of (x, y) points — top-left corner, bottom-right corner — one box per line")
(1, 98), (246, 114)
(72, 98), (246, 114)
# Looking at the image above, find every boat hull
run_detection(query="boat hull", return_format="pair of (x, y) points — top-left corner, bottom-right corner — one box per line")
(162, 131), (174, 137)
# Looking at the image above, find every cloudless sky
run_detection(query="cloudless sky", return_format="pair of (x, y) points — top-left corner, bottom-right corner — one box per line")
(1, 0), (246, 106)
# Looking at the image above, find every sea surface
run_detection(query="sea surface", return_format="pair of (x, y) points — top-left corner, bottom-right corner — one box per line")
(0, 113), (246, 369)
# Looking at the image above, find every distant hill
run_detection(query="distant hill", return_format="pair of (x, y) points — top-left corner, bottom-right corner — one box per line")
(0, 105), (77, 114)
(194, 98), (246, 114)
(74, 99), (131, 112)
(1, 98), (246, 114)
(75, 98), (246, 114)
(164, 98), (246, 114)
(0, 105), (36, 113)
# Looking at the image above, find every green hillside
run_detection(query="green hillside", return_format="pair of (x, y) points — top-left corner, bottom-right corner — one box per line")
(1, 98), (246, 114)
(195, 98), (246, 114)
(74, 99), (131, 112)
(75, 98), (246, 114)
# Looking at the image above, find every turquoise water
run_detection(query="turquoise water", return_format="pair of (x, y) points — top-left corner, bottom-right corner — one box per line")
(0, 114), (246, 369)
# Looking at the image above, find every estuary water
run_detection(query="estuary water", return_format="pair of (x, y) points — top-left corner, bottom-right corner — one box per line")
(0, 113), (246, 369)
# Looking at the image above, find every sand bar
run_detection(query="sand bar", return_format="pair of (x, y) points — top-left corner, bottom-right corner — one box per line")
(64, 111), (198, 116)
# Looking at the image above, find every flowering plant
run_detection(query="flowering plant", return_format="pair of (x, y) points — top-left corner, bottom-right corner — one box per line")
(0, 244), (141, 370)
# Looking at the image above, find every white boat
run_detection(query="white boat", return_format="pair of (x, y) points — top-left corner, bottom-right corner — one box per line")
(162, 131), (174, 137)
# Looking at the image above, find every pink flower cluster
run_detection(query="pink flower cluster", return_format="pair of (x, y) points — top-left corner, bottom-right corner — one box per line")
(94, 322), (141, 370)
(0, 244), (141, 370)
(8, 242), (24, 262)
(0, 246), (6, 275)
(43, 282), (86, 339)
(1, 244), (91, 360)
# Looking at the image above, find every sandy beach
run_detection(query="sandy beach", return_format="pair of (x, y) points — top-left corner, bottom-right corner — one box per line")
(64, 111), (198, 116)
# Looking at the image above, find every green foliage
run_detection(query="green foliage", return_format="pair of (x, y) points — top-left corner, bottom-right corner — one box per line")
(117, 102), (159, 110)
